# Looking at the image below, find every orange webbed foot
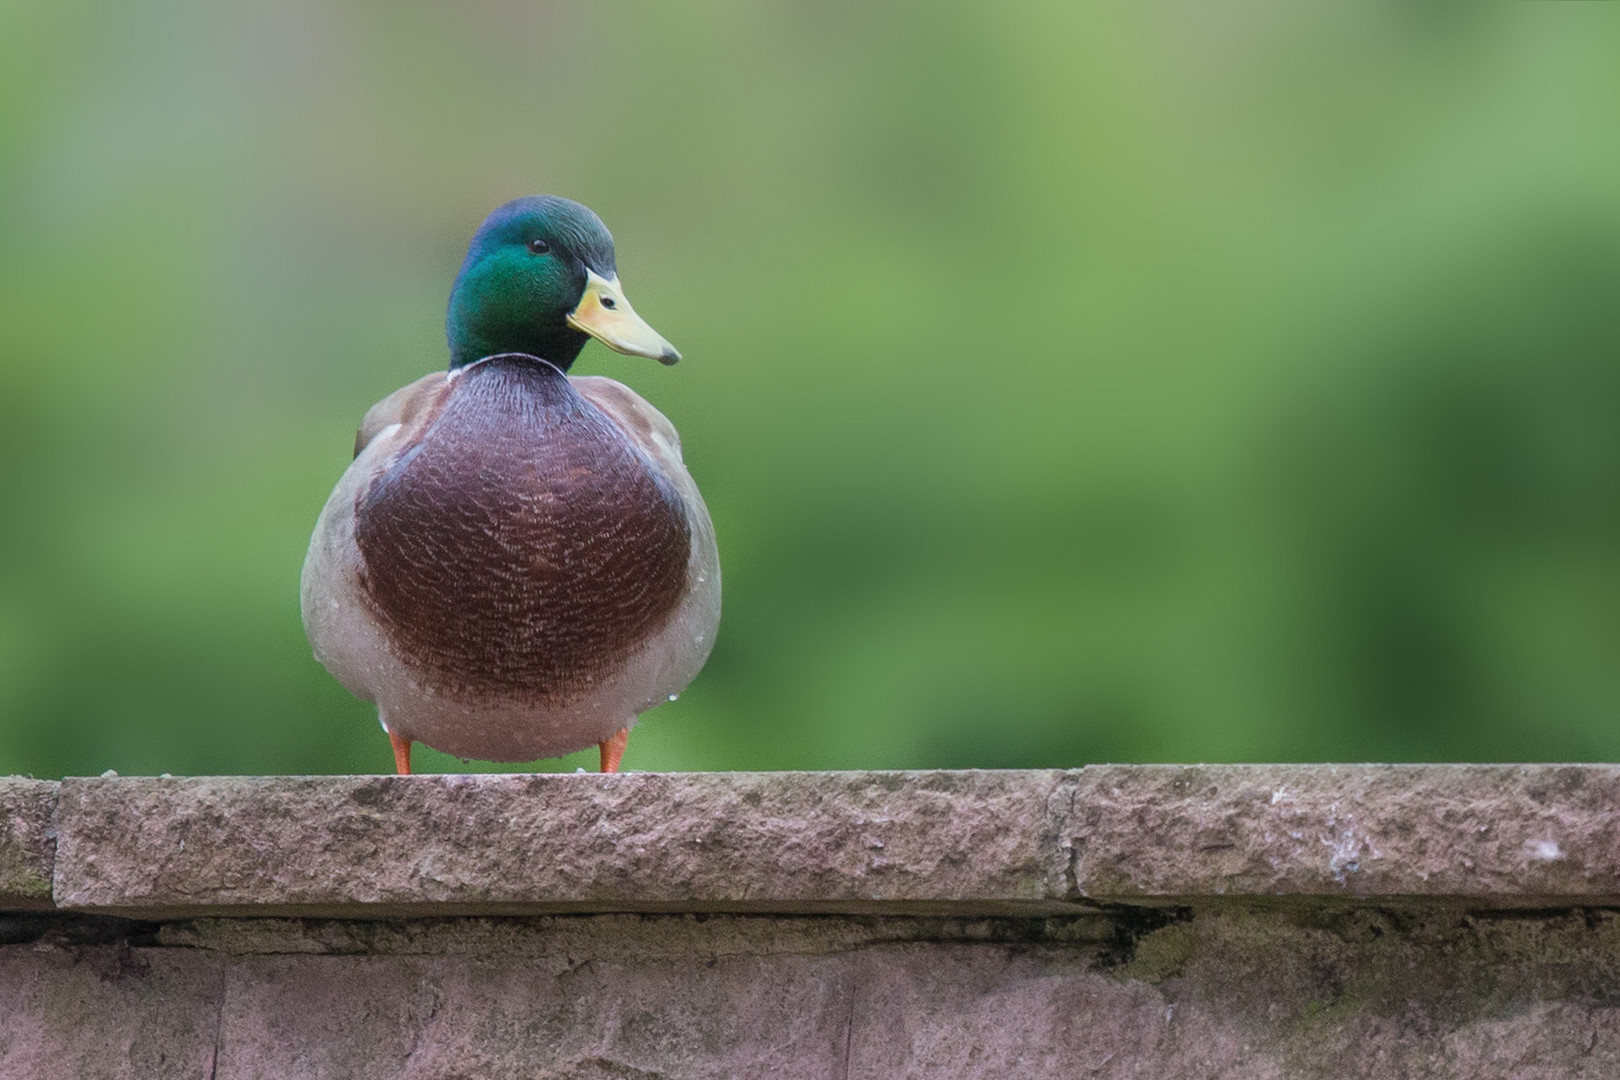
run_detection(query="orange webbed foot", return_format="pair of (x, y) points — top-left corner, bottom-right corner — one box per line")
(389, 730), (413, 775)
(599, 728), (629, 774)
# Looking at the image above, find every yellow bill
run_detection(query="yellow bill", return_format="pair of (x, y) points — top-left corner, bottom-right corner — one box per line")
(567, 270), (681, 365)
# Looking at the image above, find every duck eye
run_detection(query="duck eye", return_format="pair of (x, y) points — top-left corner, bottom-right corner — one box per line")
(601, 296), (617, 310)
(527, 238), (550, 254)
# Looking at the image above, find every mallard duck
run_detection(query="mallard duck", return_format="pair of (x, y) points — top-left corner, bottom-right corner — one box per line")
(301, 196), (720, 775)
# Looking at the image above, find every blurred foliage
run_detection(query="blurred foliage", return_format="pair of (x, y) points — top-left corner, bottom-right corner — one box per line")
(3, 2), (1620, 776)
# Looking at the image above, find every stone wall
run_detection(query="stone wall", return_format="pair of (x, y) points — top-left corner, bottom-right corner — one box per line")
(4, 766), (1620, 1077)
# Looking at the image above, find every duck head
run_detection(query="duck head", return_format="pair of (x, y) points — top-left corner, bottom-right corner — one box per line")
(446, 195), (680, 370)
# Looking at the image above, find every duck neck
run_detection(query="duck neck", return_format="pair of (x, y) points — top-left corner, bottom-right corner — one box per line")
(448, 323), (588, 371)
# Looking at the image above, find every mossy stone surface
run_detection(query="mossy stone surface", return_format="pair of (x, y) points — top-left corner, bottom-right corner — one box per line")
(0, 780), (56, 910)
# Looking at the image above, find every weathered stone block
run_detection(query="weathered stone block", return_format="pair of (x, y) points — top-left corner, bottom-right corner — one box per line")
(0, 943), (223, 1078)
(53, 771), (1075, 917)
(216, 947), (857, 1079)
(13, 767), (1620, 1077)
(0, 779), (56, 911)
(162, 909), (1620, 1078)
(1072, 764), (1620, 903)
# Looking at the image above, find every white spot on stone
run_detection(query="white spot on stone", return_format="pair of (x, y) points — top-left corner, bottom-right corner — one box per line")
(1270, 786), (1289, 805)
(1530, 839), (1563, 861)
(1321, 817), (1377, 883)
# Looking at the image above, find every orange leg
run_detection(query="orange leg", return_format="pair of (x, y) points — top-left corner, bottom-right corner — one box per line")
(389, 730), (413, 776)
(599, 727), (630, 774)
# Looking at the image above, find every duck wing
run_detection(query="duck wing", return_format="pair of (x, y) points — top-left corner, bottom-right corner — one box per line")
(354, 372), (449, 458)
(569, 375), (687, 477)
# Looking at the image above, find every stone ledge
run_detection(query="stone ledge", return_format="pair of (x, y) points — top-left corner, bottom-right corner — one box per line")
(0, 779), (56, 910)
(51, 770), (1075, 918)
(2, 765), (1617, 916)
(1072, 764), (1620, 905)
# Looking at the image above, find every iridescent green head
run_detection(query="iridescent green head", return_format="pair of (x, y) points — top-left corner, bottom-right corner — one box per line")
(446, 195), (680, 370)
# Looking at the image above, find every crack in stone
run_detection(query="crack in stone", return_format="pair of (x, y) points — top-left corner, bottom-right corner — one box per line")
(839, 973), (857, 1080)
(207, 959), (227, 1080)
(1062, 769), (1085, 902)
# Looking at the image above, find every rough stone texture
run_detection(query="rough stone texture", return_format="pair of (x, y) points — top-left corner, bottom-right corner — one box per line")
(53, 771), (1075, 917)
(1072, 764), (1620, 904)
(46, 766), (1620, 915)
(9, 909), (1620, 1078)
(13, 768), (1620, 1075)
(217, 943), (857, 1078)
(0, 779), (57, 910)
(0, 937), (224, 1078)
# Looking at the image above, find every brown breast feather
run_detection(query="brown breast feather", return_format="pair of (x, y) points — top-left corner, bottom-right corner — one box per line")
(353, 355), (691, 702)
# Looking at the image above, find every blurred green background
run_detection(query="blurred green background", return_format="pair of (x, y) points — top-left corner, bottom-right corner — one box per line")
(4, 2), (1620, 777)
